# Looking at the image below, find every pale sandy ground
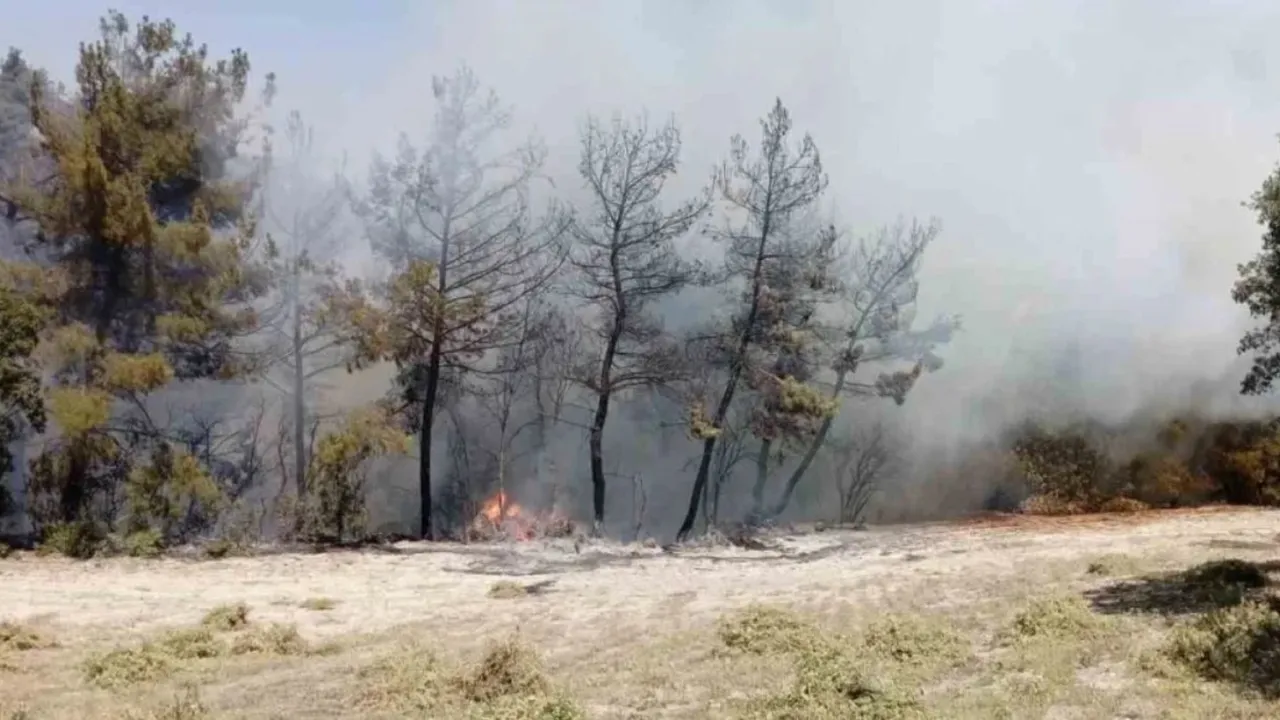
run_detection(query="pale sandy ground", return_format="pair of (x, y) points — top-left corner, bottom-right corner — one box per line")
(3, 506), (1280, 718)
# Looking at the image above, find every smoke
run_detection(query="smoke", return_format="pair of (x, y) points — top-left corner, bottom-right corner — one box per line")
(8, 0), (1280, 532)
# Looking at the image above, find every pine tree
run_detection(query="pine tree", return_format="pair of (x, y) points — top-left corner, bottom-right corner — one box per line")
(4, 12), (272, 544)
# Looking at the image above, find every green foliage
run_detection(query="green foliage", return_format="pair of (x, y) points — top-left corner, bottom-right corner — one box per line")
(1004, 415), (1280, 514)
(1234, 140), (1280, 395)
(1003, 595), (1104, 643)
(200, 602), (250, 631)
(3, 11), (271, 536)
(0, 286), (48, 480)
(356, 636), (584, 720)
(120, 528), (164, 558)
(36, 520), (102, 558)
(717, 605), (823, 656)
(123, 442), (225, 543)
(291, 406), (408, 543)
(1162, 597), (1280, 697)
(717, 605), (928, 719)
(84, 606), (318, 690)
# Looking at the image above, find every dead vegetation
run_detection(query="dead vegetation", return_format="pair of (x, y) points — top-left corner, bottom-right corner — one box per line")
(299, 597), (337, 611)
(1003, 595), (1105, 642)
(83, 603), (327, 690)
(715, 604), (971, 718)
(487, 579), (558, 599)
(4, 509), (1280, 718)
(356, 636), (583, 719)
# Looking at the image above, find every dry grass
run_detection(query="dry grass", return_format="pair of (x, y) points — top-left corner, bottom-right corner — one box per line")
(0, 620), (54, 652)
(4, 507), (1280, 718)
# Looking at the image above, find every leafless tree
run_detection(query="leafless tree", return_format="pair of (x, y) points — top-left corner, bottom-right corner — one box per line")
(568, 113), (711, 533)
(831, 420), (897, 525)
(676, 99), (828, 542)
(255, 110), (352, 499)
(356, 64), (569, 539)
(765, 220), (957, 519)
(474, 295), (558, 517)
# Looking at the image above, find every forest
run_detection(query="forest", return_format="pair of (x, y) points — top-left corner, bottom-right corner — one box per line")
(3, 10), (1280, 559)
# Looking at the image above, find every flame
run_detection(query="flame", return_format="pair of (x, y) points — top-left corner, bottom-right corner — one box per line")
(472, 489), (572, 542)
(479, 490), (524, 523)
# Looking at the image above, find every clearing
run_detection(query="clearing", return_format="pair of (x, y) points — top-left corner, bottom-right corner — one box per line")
(3, 506), (1280, 718)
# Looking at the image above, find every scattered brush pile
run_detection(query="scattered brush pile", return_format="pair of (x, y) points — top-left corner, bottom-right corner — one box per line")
(83, 602), (331, 689)
(355, 635), (583, 719)
(716, 604), (969, 718)
(1005, 415), (1280, 516)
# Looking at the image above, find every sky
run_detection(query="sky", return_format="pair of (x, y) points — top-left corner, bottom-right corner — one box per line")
(6, 0), (1280, 446)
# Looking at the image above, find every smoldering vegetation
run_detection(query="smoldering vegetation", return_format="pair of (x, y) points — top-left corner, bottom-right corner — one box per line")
(2, 3), (1280, 558)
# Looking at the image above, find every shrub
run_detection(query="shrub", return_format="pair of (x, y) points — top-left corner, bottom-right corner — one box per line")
(300, 597), (336, 611)
(84, 644), (176, 689)
(200, 603), (250, 631)
(1097, 496), (1151, 514)
(488, 581), (530, 599)
(859, 614), (966, 666)
(356, 637), (583, 719)
(1121, 455), (1212, 508)
(739, 639), (925, 719)
(1010, 422), (1111, 507)
(1162, 597), (1280, 696)
(37, 520), (101, 558)
(156, 628), (225, 660)
(0, 621), (53, 652)
(717, 605), (824, 656)
(121, 528), (164, 558)
(230, 623), (309, 656)
(1004, 595), (1102, 642)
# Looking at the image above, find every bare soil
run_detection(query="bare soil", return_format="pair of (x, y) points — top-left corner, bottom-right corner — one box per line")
(3, 505), (1279, 718)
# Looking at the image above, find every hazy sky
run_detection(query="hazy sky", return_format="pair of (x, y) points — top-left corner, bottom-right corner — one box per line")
(7, 0), (1280, 441)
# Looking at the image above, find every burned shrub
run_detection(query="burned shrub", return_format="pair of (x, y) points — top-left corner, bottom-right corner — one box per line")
(1010, 421), (1113, 510)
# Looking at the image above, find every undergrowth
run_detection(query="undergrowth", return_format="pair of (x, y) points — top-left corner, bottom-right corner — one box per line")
(1159, 596), (1280, 697)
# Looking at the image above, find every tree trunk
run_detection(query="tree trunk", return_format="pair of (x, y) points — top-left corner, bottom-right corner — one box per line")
(419, 349), (439, 540)
(767, 368), (850, 518)
(417, 218), (451, 541)
(749, 439), (772, 520)
(676, 216), (772, 542)
(291, 287), (307, 498)
(588, 319), (622, 535)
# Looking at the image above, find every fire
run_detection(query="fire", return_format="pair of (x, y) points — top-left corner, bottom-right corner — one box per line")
(479, 490), (524, 524)
(473, 489), (536, 541)
(470, 489), (574, 542)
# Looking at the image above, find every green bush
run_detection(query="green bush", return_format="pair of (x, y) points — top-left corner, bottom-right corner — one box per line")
(37, 521), (102, 558)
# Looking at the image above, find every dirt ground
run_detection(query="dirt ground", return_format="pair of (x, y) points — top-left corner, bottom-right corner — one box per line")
(4, 506), (1280, 718)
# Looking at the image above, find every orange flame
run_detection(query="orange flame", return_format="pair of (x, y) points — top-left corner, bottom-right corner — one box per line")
(479, 490), (524, 524)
